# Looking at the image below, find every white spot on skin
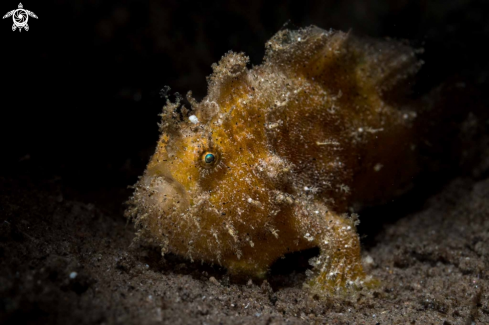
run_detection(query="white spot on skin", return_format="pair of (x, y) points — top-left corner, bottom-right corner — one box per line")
(266, 122), (280, 129)
(270, 228), (279, 238)
(189, 115), (199, 124)
(69, 272), (78, 279)
(316, 139), (340, 146)
(374, 163), (383, 172)
(247, 197), (262, 208)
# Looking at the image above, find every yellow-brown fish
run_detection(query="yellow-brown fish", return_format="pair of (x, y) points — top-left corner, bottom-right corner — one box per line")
(126, 26), (475, 293)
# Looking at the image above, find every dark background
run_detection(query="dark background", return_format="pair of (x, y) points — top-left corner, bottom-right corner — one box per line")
(2, 0), (489, 210)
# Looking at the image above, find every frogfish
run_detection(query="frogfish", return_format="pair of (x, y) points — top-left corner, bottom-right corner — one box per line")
(126, 26), (481, 293)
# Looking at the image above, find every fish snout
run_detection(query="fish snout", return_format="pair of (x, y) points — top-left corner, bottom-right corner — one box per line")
(140, 173), (189, 216)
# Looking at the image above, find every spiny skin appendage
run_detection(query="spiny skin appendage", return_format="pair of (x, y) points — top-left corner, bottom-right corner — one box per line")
(126, 26), (428, 294)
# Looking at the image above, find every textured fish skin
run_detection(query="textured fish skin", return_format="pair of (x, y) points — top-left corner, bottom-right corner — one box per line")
(126, 26), (468, 293)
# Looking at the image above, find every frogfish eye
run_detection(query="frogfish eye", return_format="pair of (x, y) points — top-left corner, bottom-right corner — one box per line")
(204, 153), (215, 164)
(201, 152), (218, 166)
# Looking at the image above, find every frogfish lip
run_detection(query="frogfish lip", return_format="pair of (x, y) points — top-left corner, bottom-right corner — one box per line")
(140, 170), (190, 216)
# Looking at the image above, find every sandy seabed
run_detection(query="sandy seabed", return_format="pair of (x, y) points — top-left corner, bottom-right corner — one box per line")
(1, 171), (488, 325)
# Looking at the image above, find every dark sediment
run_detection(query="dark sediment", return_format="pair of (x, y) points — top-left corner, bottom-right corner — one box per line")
(1, 173), (488, 324)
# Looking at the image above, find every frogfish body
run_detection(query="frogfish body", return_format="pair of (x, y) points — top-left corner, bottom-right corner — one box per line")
(126, 26), (476, 292)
